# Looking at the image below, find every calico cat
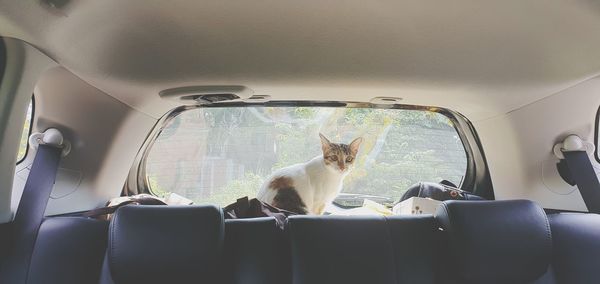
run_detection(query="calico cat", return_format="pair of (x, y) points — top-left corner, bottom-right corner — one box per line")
(257, 133), (362, 215)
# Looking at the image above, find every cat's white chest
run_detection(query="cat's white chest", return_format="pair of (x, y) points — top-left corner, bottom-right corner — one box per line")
(304, 174), (343, 214)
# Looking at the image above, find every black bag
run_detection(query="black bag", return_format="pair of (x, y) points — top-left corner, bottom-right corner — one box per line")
(224, 196), (297, 229)
(400, 181), (484, 202)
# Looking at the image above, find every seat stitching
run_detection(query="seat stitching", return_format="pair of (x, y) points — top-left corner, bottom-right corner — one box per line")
(108, 208), (119, 280)
(383, 216), (401, 284)
(536, 203), (552, 252)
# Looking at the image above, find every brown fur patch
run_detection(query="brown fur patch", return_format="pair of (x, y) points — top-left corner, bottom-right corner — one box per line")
(269, 176), (294, 191)
(272, 187), (308, 214)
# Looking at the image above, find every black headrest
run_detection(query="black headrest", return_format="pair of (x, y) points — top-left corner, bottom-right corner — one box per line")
(435, 200), (551, 283)
(108, 205), (224, 283)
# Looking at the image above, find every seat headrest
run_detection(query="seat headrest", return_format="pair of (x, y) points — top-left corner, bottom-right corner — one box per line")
(435, 200), (551, 283)
(108, 205), (224, 283)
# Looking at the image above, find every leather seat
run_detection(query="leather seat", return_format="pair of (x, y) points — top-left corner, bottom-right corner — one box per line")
(386, 215), (443, 283)
(287, 214), (443, 284)
(435, 200), (553, 284)
(28, 217), (109, 284)
(224, 217), (290, 284)
(548, 213), (600, 284)
(21, 199), (600, 284)
(100, 205), (224, 284)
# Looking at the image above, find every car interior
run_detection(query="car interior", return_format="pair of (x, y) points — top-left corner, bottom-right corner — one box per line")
(1, 1), (600, 283)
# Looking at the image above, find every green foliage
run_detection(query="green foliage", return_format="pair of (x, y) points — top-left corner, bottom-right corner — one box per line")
(148, 175), (170, 198)
(195, 172), (264, 206)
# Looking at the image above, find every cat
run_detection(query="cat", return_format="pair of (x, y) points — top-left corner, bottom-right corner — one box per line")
(257, 133), (362, 215)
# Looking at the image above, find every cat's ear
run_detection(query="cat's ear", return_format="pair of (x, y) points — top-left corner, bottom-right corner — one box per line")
(319, 133), (332, 153)
(349, 137), (363, 154)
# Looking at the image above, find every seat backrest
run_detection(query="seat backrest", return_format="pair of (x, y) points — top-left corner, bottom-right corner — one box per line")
(224, 217), (290, 284)
(24, 200), (593, 284)
(548, 213), (600, 284)
(287, 214), (442, 284)
(102, 205), (224, 284)
(27, 217), (108, 284)
(435, 200), (553, 284)
(386, 215), (443, 283)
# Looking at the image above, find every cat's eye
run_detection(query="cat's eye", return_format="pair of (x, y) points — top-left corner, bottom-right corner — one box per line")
(329, 156), (338, 161)
(346, 157), (354, 163)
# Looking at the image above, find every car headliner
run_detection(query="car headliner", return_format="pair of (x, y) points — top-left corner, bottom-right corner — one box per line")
(1, 0), (600, 121)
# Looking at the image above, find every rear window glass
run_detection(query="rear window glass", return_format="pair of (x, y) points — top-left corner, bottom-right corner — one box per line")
(145, 106), (467, 209)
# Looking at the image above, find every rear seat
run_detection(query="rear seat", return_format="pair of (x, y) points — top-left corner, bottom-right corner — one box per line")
(20, 200), (600, 284)
(288, 215), (443, 284)
(224, 218), (290, 284)
(548, 213), (600, 284)
(28, 217), (108, 284)
(100, 205), (224, 284)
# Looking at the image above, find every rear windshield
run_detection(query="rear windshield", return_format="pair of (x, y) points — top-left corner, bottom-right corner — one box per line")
(145, 106), (467, 208)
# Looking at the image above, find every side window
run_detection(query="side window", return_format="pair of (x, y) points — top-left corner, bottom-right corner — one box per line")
(16, 99), (33, 163)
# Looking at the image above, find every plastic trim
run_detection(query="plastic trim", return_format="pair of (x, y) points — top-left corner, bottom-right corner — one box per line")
(16, 96), (34, 164)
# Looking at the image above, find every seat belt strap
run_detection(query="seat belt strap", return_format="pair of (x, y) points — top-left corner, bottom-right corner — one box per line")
(562, 151), (600, 213)
(1, 129), (64, 283)
(554, 135), (600, 213)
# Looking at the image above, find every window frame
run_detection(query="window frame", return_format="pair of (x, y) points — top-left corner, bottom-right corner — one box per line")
(133, 101), (482, 199)
(16, 96), (34, 164)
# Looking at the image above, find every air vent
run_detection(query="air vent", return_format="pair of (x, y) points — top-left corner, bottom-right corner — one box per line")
(188, 93), (240, 104)
(245, 95), (271, 103)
